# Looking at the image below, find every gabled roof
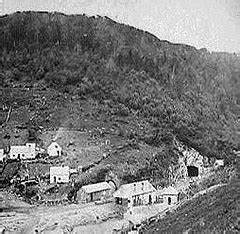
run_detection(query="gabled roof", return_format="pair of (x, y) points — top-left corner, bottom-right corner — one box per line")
(81, 182), (112, 194)
(113, 180), (156, 198)
(10, 145), (29, 154)
(50, 166), (69, 175)
(10, 145), (27, 150)
(10, 144), (35, 154)
(48, 142), (61, 148)
(160, 186), (178, 195)
(215, 159), (224, 163)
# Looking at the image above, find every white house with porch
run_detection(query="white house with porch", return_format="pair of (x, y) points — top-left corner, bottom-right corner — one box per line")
(50, 166), (70, 184)
(9, 143), (36, 160)
(113, 180), (156, 208)
(47, 142), (62, 157)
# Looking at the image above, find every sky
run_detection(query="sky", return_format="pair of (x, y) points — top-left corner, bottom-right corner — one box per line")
(1, 0), (240, 53)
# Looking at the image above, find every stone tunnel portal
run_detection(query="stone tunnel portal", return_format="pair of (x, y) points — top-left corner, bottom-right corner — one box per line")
(187, 166), (199, 177)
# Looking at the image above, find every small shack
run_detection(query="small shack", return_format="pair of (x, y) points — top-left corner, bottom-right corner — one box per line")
(50, 166), (70, 184)
(77, 181), (112, 203)
(47, 142), (62, 157)
(159, 186), (179, 206)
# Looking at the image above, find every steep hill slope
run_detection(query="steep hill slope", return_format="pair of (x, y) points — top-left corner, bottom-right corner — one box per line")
(0, 11), (239, 183)
(141, 175), (240, 233)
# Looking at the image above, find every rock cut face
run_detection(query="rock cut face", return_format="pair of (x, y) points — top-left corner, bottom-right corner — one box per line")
(174, 140), (208, 180)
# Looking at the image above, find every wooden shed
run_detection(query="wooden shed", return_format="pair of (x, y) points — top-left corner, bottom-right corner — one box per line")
(159, 186), (179, 206)
(77, 181), (112, 203)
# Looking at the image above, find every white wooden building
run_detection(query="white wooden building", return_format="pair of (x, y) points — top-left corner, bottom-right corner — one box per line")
(113, 180), (156, 208)
(77, 181), (112, 203)
(47, 142), (62, 157)
(50, 166), (70, 184)
(9, 143), (36, 160)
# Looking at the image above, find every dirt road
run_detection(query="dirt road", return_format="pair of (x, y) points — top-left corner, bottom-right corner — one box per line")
(0, 202), (118, 233)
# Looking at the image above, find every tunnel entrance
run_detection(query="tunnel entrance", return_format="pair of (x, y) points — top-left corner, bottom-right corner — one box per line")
(187, 166), (199, 177)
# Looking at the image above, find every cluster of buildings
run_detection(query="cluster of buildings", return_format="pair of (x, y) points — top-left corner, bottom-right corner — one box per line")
(76, 179), (179, 209)
(3, 142), (177, 205)
(4, 139), (227, 212)
(0, 141), (62, 162)
(1, 142), (180, 211)
(0, 142), (73, 184)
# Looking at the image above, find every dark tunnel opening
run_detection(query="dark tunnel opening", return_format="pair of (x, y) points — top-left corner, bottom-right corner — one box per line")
(187, 166), (199, 177)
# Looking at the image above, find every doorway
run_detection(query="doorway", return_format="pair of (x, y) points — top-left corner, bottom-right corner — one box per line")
(149, 195), (152, 204)
(116, 197), (122, 205)
(54, 176), (56, 183)
(168, 197), (171, 205)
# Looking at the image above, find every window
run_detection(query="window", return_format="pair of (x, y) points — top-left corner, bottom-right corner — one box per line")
(156, 195), (163, 203)
(58, 177), (61, 181)
(133, 196), (138, 206)
(168, 197), (171, 205)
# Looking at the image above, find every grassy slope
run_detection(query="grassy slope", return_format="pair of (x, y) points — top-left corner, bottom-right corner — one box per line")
(142, 172), (240, 233)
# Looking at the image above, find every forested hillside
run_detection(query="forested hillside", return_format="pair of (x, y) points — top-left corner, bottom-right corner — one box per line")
(1, 11), (239, 163)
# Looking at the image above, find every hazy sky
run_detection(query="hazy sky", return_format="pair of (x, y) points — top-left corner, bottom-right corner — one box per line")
(1, 0), (240, 53)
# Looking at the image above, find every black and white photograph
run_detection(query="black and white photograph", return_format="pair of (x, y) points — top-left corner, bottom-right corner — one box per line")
(0, 0), (240, 233)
